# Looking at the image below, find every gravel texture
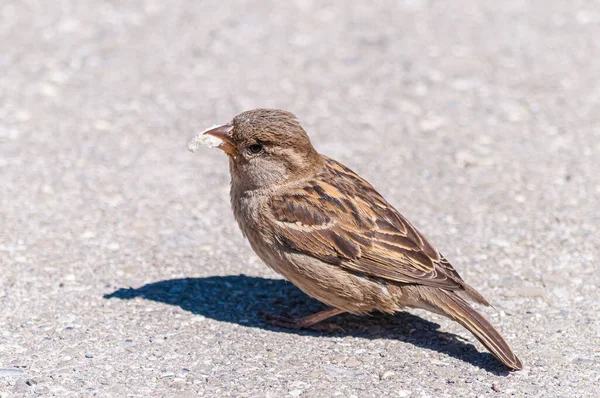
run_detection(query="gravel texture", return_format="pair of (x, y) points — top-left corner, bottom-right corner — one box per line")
(1, 0), (599, 397)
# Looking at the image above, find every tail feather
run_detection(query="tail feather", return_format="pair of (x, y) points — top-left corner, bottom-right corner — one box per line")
(423, 289), (523, 370)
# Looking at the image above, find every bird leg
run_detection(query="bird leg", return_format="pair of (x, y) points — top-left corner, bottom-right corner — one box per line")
(261, 307), (346, 332)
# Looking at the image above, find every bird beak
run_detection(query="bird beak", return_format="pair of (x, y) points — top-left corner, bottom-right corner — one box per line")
(203, 123), (236, 156)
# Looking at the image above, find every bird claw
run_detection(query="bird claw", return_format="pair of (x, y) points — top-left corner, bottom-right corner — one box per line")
(259, 312), (300, 328)
(259, 312), (345, 333)
(309, 323), (345, 333)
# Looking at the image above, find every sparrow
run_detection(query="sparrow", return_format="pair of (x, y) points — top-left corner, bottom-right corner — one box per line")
(193, 108), (522, 370)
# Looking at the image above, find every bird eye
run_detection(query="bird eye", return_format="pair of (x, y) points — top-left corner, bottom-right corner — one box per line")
(248, 143), (263, 154)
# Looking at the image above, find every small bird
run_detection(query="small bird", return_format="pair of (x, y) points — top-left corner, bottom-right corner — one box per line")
(193, 108), (522, 370)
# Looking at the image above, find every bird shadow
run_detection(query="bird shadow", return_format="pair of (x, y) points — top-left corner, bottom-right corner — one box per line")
(104, 274), (509, 375)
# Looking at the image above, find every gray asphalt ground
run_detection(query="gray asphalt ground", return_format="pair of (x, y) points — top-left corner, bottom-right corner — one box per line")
(1, 1), (599, 397)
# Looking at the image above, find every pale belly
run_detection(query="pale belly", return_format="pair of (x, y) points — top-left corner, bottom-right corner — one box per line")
(231, 190), (403, 315)
(245, 223), (401, 315)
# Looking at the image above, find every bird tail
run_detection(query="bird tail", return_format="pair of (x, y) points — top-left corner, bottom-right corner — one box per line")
(422, 288), (523, 370)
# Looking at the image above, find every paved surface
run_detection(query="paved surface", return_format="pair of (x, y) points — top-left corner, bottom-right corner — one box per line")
(1, 1), (599, 397)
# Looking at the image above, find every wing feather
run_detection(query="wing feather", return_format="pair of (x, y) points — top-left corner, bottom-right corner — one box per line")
(268, 157), (474, 293)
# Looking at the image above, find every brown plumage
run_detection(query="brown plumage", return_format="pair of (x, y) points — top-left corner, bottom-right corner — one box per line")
(198, 108), (522, 370)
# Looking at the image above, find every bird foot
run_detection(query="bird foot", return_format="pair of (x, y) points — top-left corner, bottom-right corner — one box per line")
(260, 312), (344, 333)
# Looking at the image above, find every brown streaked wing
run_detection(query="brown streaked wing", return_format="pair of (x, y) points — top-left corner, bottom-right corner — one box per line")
(267, 156), (466, 291)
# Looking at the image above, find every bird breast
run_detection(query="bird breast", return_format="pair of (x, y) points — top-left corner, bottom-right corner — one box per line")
(230, 186), (280, 260)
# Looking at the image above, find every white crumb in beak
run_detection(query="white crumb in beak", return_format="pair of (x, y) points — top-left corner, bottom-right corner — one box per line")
(187, 124), (224, 153)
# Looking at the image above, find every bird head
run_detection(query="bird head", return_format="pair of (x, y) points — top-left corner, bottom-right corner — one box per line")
(198, 109), (323, 190)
